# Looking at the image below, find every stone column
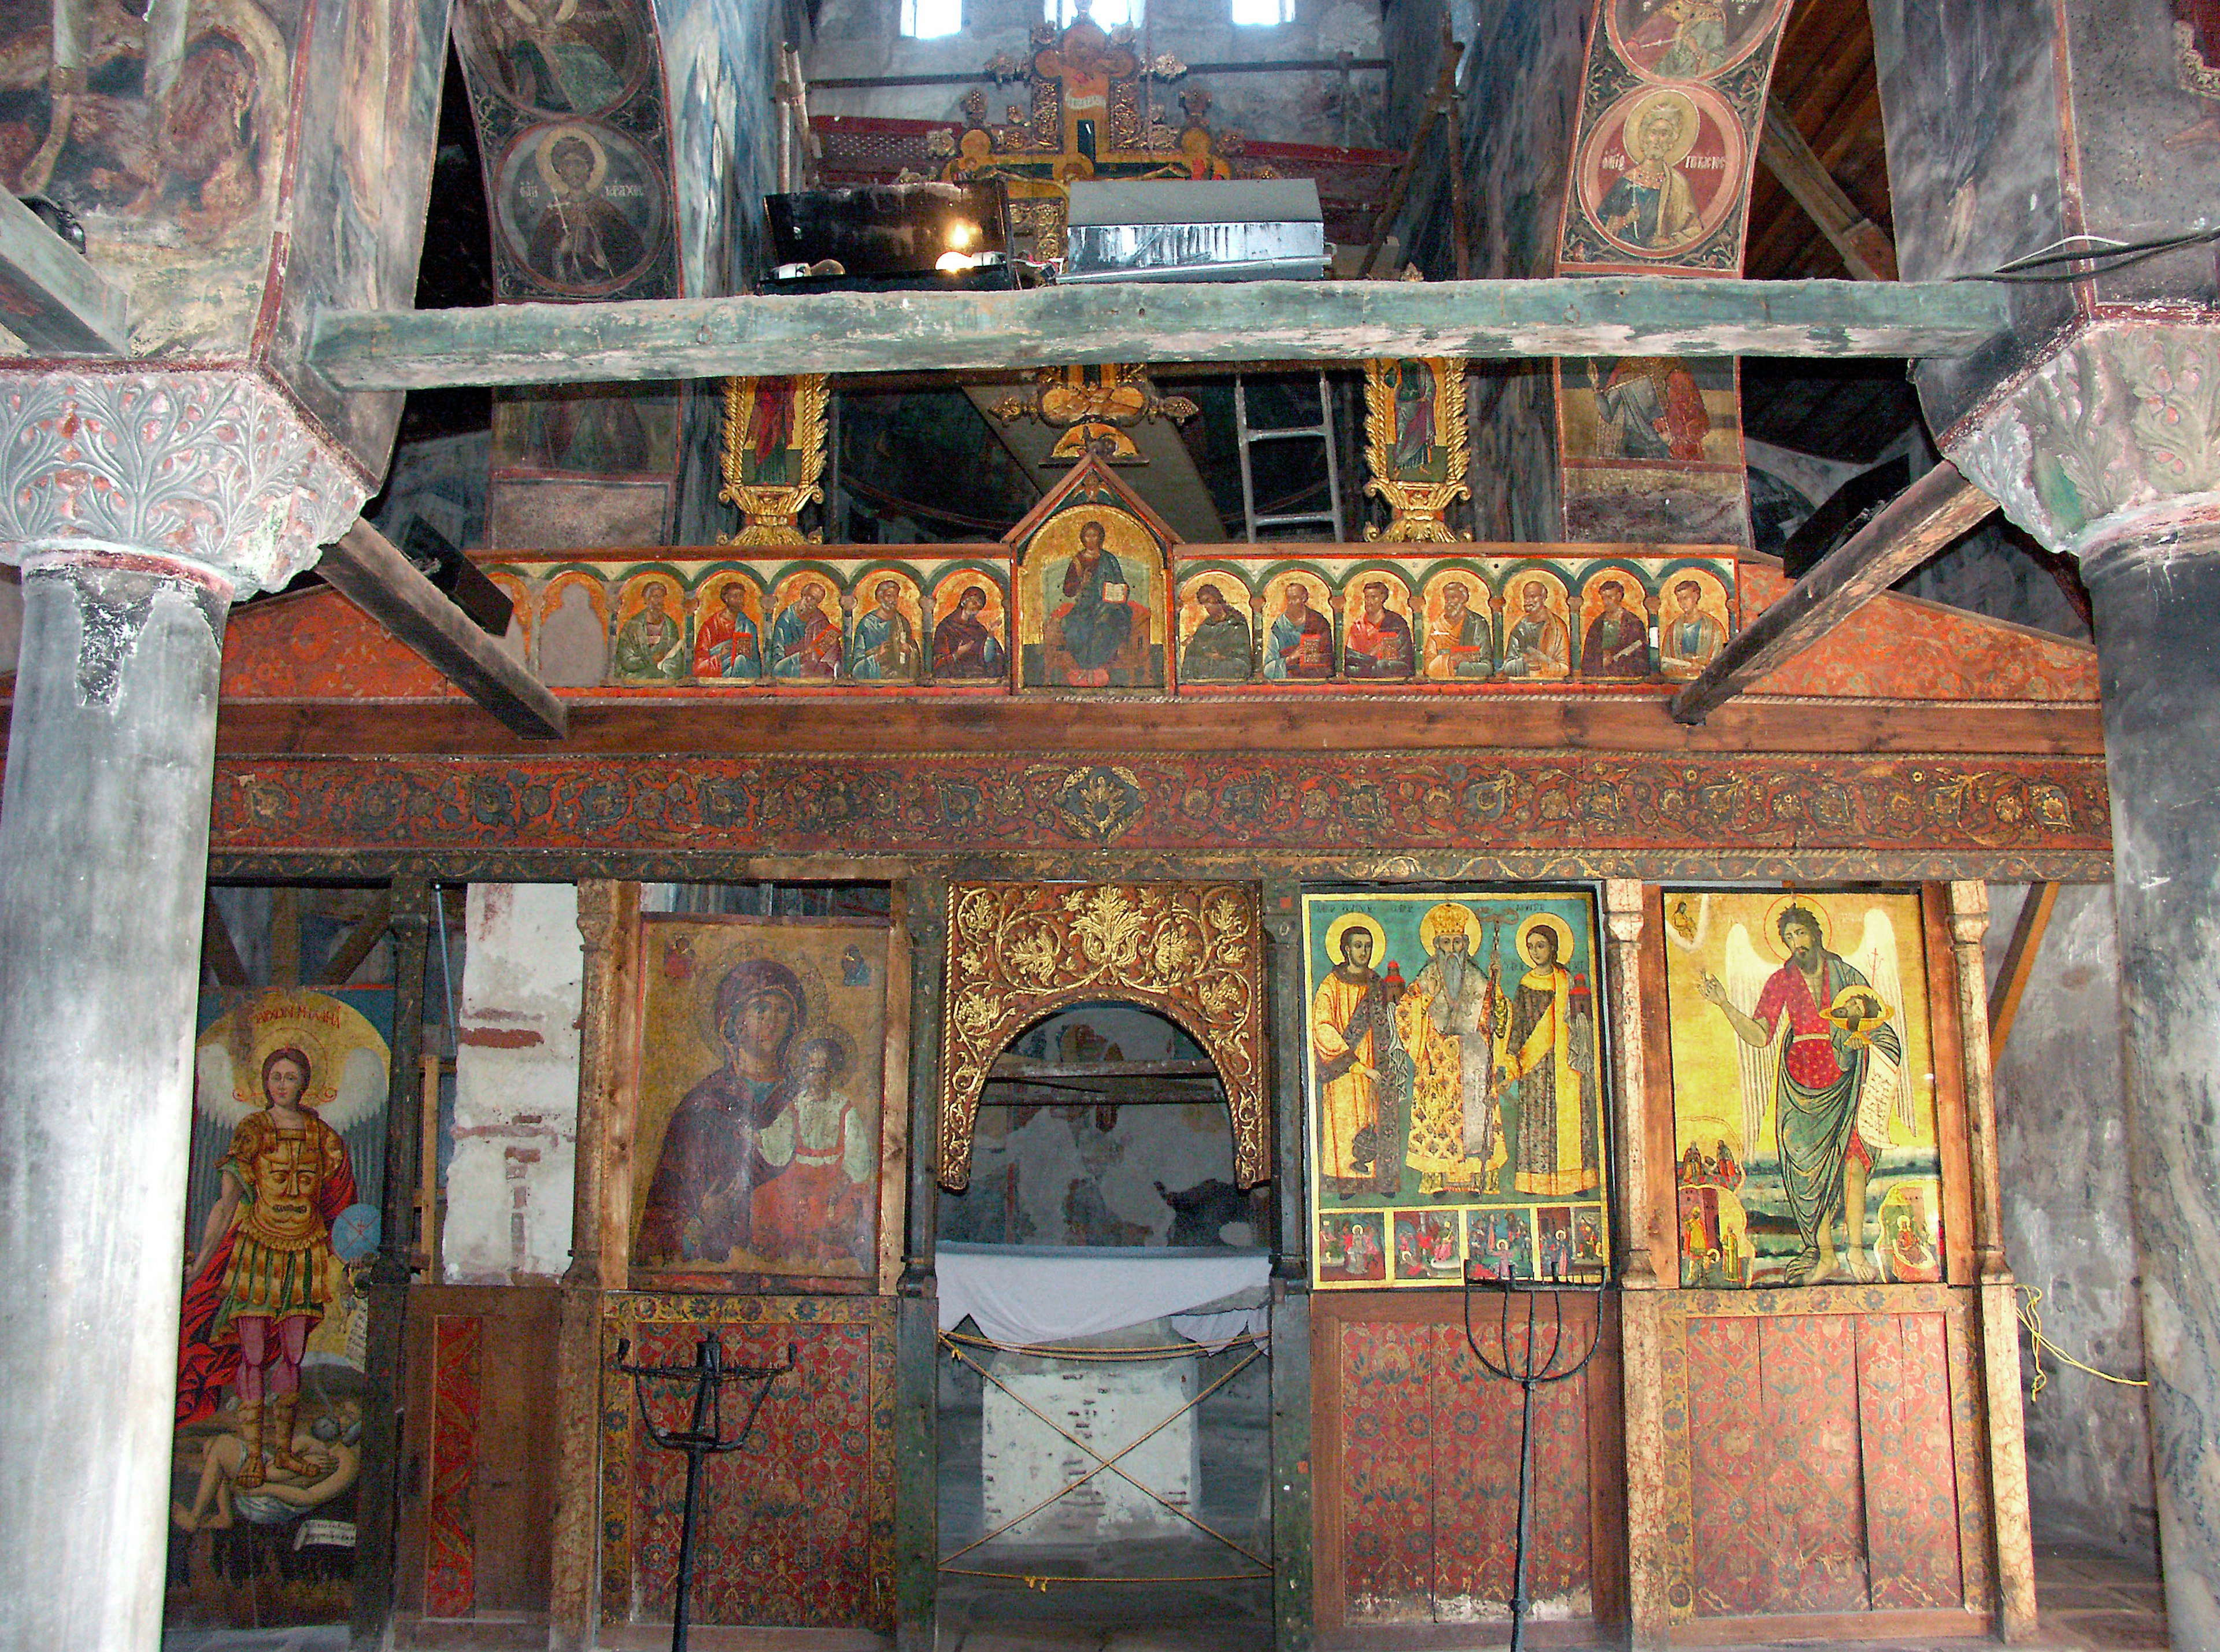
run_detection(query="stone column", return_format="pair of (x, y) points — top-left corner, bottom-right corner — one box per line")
(0, 371), (361, 1649)
(1947, 320), (2220, 1650)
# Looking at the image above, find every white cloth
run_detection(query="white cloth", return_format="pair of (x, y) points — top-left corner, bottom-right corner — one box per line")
(936, 1243), (1271, 1348)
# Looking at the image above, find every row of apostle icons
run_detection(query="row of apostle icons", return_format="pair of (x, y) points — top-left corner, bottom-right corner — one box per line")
(1174, 561), (1737, 684)
(486, 553), (1740, 691)
(1315, 1203), (1611, 1288)
(496, 564), (1014, 687)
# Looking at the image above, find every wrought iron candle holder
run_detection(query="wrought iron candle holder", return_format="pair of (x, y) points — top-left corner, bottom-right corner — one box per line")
(1461, 1262), (1606, 1652)
(615, 1333), (797, 1652)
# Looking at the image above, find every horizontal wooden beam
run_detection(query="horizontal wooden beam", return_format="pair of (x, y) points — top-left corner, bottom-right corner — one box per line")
(316, 521), (567, 740)
(309, 277), (2010, 391)
(1671, 460), (2000, 724)
(1757, 98), (1899, 282)
(0, 191), (128, 355)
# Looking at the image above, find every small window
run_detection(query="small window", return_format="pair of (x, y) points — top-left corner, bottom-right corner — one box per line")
(1230, 0), (1292, 23)
(1045, 0), (1140, 28)
(904, 0), (962, 37)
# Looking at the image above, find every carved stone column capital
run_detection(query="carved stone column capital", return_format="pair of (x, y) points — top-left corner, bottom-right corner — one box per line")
(1944, 317), (2220, 563)
(0, 369), (365, 598)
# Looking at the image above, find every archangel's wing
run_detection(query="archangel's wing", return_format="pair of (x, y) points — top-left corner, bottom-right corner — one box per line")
(1852, 908), (1915, 1135)
(1722, 924), (1779, 1158)
(324, 1046), (390, 1134)
(194, 1040), (245, 1125)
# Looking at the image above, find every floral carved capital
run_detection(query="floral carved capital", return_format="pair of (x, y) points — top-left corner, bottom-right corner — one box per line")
(939, 881), (1267, 1191)
(1945, 320), (2220, 561)
(0, 371), (366, 597)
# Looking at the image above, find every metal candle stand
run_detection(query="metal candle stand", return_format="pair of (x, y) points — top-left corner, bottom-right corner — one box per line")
(1461, 1264), (1605, 1652)
(616, 1334), (798, 1652)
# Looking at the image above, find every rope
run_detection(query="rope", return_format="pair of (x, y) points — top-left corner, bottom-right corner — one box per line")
(939, 1338), (1268, 1570)
(2016, 1284), (2148, 1400)
(939, 1328), (1261, 1363)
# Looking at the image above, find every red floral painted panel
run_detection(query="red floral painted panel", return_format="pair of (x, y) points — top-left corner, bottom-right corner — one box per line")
(424, 1314), (483, 1618)
(1685, 1314), (1768, 1617)
(1338, 1321), (1435, 1623)
(1432, 1317), (1592, 1618)
(1741, 564), (2097, 703)
(626, 1319), (884, 1628)
(1857, 1313), (1964, 1610)
(1753, 1314), (1869, 1613)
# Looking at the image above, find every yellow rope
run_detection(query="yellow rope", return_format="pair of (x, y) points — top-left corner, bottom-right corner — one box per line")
(939, 1329), (1261, 1362)
(2016, 1284), (2148, 1400)
(938, 1339), (1269, 1570)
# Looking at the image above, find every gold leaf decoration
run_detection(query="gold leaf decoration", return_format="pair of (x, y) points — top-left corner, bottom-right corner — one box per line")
(938, 881), (1267, 1191)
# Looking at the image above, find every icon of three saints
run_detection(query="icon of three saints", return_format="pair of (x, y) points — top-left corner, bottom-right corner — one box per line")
(1312, 901), (1600, 1203)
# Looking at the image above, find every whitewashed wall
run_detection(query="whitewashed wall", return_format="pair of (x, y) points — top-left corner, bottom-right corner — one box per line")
(445, 883), (584, 1281)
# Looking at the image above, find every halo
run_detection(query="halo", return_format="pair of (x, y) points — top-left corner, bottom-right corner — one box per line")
(194, 989), (389, 1134)
(1515, 911), (1576, 963)
(1323, 911), (1385, 966)
(535, 123), (609, 194)
(1627, 90), (1700, 167)
(1419, 901), (1479, 955)
(687, 939), (832, 1062)
(1760, 894), (1833, 960)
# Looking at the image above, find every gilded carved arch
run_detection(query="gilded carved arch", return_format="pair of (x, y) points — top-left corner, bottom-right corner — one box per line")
(938, 882), (1267, 1191)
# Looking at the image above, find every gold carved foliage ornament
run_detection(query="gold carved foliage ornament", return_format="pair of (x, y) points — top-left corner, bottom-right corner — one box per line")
(1363, 356), (1471, 543)
(719, 375), (830, 546)
(939, 881), (1267, 1191)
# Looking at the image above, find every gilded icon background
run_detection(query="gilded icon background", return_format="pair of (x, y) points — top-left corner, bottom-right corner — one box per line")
(1662, 887), (1942, 1288)
(1302, 890), (1610, 1291)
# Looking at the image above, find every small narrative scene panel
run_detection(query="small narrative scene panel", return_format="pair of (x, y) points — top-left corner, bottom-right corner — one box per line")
(172, 987), (393, 1627)
(630, 913), (891, 1287)
(1661, 888), (1944, 1290)
(1301, 890), (1610, 1291)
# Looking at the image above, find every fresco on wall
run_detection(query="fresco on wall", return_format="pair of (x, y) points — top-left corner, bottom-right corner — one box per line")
(1661, 888), (1944, 1288)
(494, 119), (667, 293)
(494, 384), (675, 474)
(452, 0), (646, 116)
(169, 988), (391, 1628)
(630, 915), (890, 1285)
(1560, 356), (1739, 464)
(1559, 0), (1791, 275)
(1302, 890), (1610, 1292)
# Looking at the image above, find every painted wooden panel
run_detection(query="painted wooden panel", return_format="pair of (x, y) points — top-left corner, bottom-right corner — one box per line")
(1338, 1321), (1435, 1623)
(424, 1315), (486, 1617)
(599, 1294), (897, 1634)
(1664, 1290), (1986, 1627)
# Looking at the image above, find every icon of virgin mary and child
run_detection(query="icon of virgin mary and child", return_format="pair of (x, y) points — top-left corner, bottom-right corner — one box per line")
(635, 958), (875, 1274)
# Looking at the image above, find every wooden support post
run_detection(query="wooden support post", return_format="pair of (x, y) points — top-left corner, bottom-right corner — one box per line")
(550, 880), (631, 1652)
(1988, 881), (2059, 1059)
(1756, 98), (1899, 282)
(316, 520), (567, 740)
(352, 877), (431, 1650)
(0, 188), (129, 355)
(1356, 35), (1463, 280)
(318, 891), (394, 985)
(1945, 880), (2037, 1642)
(897, 875), (946, 1650)
(309, 278), (2014, 392)
(1263, 883), (1313, 1650)
(1670, 460), (1997, 724)
(1603, 881), (1667, 1650)
(201, 894), (249, 988)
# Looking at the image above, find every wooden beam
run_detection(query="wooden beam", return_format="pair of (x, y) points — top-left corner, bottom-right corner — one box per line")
(1670, 460), (1998, 724)
(1758, 98), (1899, 281)
(202, 896), (249, 989)
(319, 892), (395, 985)
(0, 191), (128, 355)
(1988, 881), (2060, 1058)
(317, 521), (567, 740)
(308, 277), (2010, 391)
